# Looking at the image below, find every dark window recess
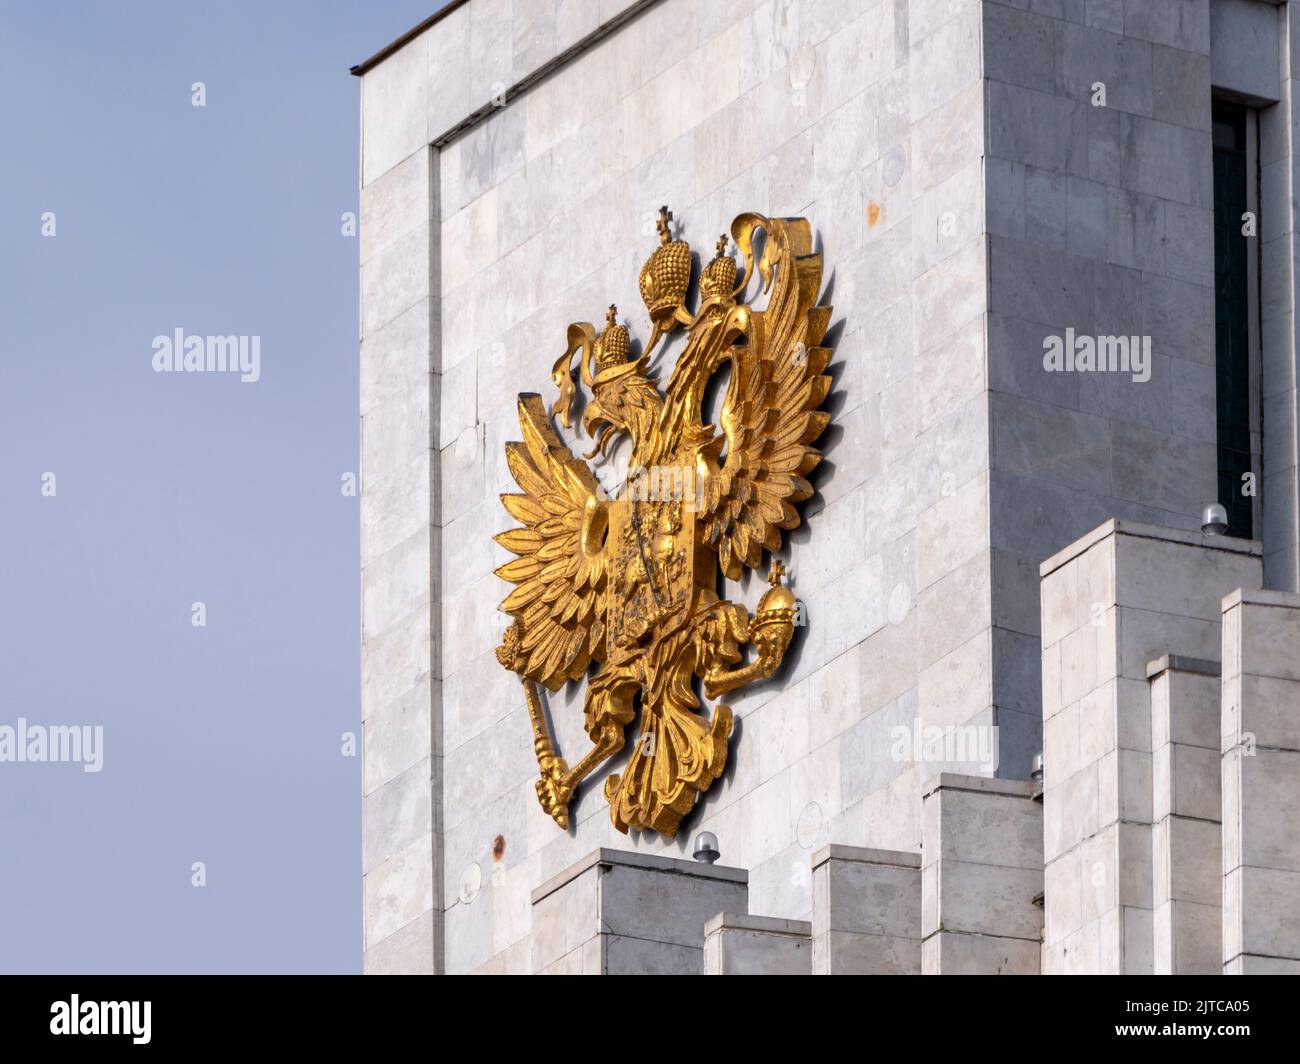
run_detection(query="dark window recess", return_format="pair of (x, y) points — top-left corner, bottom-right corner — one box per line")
(1212, 101), (1253, 539)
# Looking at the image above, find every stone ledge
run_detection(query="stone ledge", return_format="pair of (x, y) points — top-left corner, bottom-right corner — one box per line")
(1222, 587), (1300, 611)
(350, 0), (469, 76)
(1146, 654), (1222, 679)
(1039, 519), (1262, 579)
(354, 0), (663, 147)
(704, 912), (811, 938)
(811, 844), (921, 872)
(531, 847), (747, 905)
(920, 773), (1037, 801)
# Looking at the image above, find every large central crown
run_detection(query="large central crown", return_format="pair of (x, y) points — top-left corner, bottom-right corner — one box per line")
(638, 206), (691, 329)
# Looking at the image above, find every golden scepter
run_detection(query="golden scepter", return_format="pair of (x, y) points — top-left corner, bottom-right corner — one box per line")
(521, 678), (571, 829)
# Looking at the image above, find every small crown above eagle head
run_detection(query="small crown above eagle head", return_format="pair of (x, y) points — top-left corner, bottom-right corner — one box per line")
(700, 234), (738, 302)
(595, 304), (630, 370)
(638, 206), (691, 327)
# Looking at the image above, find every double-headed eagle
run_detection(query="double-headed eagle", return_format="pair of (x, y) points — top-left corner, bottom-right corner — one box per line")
(494, 208), (833, 839)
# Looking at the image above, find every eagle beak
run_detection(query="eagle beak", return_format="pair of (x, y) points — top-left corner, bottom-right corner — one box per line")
(581, 401), (604, 437)
(581, 403), (617, 461)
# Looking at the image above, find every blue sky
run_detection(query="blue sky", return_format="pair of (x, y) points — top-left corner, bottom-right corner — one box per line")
(0, 0), (440, 973)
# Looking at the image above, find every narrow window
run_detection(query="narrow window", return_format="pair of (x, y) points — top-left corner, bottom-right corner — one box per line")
(1212, 101), (1256, 538)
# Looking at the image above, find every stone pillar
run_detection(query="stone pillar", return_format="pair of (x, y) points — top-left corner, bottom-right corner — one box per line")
(1221, 589), (1300, 974)
(1253, 0), (1300, 591)
(920, 774), (1042, 974)
(1040, 521), (1261, 973)
(981, 0), (1219, 803)
(358, 138), (441, 975)
(1147, 655), (1222, 974)
(810, 845), (921, 975)
(703, 914), (811, 976)
(528, 849), (747, 976)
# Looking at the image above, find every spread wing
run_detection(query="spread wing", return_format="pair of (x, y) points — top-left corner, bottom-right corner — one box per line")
(701, 214), (832, 580)
(494, 394), (607, 691)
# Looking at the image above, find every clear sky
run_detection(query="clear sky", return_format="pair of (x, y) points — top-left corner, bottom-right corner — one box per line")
(0, 0), (440, 973)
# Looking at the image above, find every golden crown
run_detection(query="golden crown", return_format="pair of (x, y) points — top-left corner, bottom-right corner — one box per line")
(700, 234), (738, 302)
(638, 206), (691, 327)
(595, 305), (630, 370)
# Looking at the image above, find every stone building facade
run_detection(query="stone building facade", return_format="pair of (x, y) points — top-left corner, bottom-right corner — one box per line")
(354, 0), (1300, 974)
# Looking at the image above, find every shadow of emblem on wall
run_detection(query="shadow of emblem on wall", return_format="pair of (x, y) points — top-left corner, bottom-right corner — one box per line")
(493, 208), (834, 839)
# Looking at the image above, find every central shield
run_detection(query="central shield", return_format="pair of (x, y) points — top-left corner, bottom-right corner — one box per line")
(603, 472), (714, 668)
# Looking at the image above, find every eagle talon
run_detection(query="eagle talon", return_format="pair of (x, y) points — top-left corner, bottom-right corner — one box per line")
(535, 759), (573, 829)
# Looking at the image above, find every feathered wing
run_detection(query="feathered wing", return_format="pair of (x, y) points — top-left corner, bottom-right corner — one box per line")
(494, 394), (607, 691)
(700, 214), (833, 579)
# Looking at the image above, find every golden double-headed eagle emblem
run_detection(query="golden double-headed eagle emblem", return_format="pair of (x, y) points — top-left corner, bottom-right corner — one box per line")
(494, 208), (833, 838)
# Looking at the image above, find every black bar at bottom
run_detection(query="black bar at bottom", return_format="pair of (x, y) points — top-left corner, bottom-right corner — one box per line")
(0, 973), (1287, 1050)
